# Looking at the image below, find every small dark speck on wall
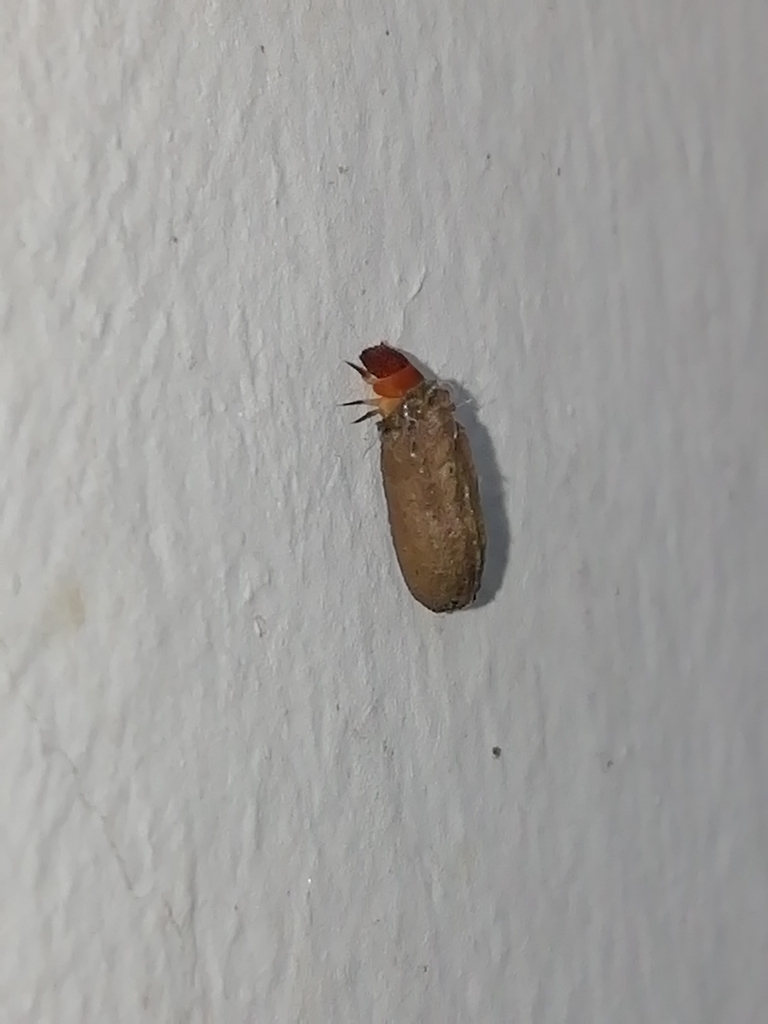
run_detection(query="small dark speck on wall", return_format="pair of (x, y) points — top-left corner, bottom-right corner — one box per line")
(492, 746), (501, 759)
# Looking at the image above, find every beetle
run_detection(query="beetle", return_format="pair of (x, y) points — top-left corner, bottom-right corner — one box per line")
(343, 343), (486, 613)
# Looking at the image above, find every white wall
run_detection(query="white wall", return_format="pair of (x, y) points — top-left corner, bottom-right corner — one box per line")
(2, 1), (767, 1020)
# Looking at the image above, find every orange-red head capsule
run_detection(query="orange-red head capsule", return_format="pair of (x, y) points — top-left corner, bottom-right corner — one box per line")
(344, 343), (425, 420)
(344, 343), (486, 613)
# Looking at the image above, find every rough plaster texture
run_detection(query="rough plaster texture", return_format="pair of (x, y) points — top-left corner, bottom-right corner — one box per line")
(2, 0), (768, 1021)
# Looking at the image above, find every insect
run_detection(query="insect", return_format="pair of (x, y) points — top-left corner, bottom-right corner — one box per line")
(343, 343), (486, 612)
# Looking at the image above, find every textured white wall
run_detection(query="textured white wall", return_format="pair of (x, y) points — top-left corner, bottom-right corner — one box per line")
(2, 0), (767, 1020)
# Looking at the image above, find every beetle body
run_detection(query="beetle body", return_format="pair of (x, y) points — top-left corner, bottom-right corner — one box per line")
(345, 344), (486, 613)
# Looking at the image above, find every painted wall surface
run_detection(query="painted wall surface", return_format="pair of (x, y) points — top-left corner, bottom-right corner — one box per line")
(2, 1), (767, 1021)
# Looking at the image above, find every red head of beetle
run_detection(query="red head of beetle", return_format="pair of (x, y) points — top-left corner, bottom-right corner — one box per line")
(343, 343), (424, 422)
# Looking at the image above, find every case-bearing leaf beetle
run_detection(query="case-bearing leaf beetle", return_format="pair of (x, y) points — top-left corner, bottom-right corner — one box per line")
(343, 343), (486, 613)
